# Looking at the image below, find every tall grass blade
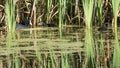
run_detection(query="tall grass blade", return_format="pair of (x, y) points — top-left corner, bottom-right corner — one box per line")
(59, 0), (67, 38)
(82, 0), (96, 67)
(96, 0), (104, 25)
(47, 0), (52, 23)
(5, 0), (17, 68)
(111, 0), (120, 67)
(5, 0), (16, 32)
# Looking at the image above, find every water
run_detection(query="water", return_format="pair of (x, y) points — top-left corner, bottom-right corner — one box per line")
(0, 26), (118, 68)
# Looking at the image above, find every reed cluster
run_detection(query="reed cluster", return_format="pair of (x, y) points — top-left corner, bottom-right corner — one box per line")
(112, 0), (120, 67)
(0, 0), (120, 68)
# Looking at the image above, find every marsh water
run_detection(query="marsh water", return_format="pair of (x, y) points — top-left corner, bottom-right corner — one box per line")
(0, 25), (119, 68)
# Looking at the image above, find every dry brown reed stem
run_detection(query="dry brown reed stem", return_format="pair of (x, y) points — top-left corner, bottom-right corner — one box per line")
(21, 59), (25, 68)
(0, 60), (3, 68)
(105, 0), (108, 6)
(49, 4), (58, 22)
(112, 18), (114, 31)
(0, 4), (4, 13)
(0, 4), (4, 9)
(65, 12), (71, 23)
(41, 0), (46, 5)
(37, 13), (44, 23)
(19, 53), (29, 62)
(30, 1), (34, 26)
(0, 14), (5, 23)
(31, 59), (37, 68)
(75, 0), (79, 15)
(33, 3), (36, 27)
(29, 1), (37, 27)
(0, 4), (4, 24)
(6, 57), (11, 68)
(65, 12), (79, 24)
(16, 2), (20, 23)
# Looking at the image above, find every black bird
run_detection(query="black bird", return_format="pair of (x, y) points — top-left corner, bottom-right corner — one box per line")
(47, 23), (57, 27)
(0, 22), (5, 27)
(98, 23), (108, 32)
(38, 22), (57, 27)
(16, 19), (31, 29)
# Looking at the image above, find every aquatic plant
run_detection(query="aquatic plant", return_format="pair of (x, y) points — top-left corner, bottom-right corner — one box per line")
(5, 0), (20, 68)
(2, 0), (120, 68)
(111, 0), (120, 67)
(59, 0), (67, 38)
(96, 0), (104, 25)
(5, 0), (16, 32)
(61, 54), (70, 68)
(82, 0), (96, 67)
(46, 0), (52, 23)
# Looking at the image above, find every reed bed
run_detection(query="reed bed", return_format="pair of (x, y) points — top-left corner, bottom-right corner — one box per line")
(0, 0), (119, 68)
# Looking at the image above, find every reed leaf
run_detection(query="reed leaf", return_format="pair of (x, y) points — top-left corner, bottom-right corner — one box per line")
(5, 1), (17, 68)
(59, 0), (67, 38)
(97, 0), (104, 25)
(112, 0), (120, 28)
(5, 0), (17, 32)
(111, 0), (120, 67)
(61, 54), (70, 68)
(47, 0), (52, 23)
(82, 0), (96, 67)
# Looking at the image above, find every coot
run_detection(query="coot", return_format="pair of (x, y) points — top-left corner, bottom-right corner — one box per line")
(0, 23), (5, 27)
(98, 23), (108, 32)
(38, 22), (57, 27)
(47, 23), (57, 27)
(16, 19), (31, 29)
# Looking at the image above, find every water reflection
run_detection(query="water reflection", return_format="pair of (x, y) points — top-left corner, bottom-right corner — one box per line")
(0, 26), (117, 68)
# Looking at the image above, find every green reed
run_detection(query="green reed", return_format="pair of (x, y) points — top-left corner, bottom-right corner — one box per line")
(111, 0), (120, 67)
(96, 0), (104, 25)
(5, 0), (16, 32)
(96, 0), (105, 65)
(59, 0), (67, 38)
(96, 1), (105, 67)
(82, 0), (96, 67)
(61, 54), (70, 68)
(5, 0), (19, 68)
(14, 55), (20, 68)
(48, 44), (56, 68)
(47, 0), (52, 23)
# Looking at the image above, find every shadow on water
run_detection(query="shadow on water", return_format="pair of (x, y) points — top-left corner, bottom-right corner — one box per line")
(0, 25), (118, 68)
